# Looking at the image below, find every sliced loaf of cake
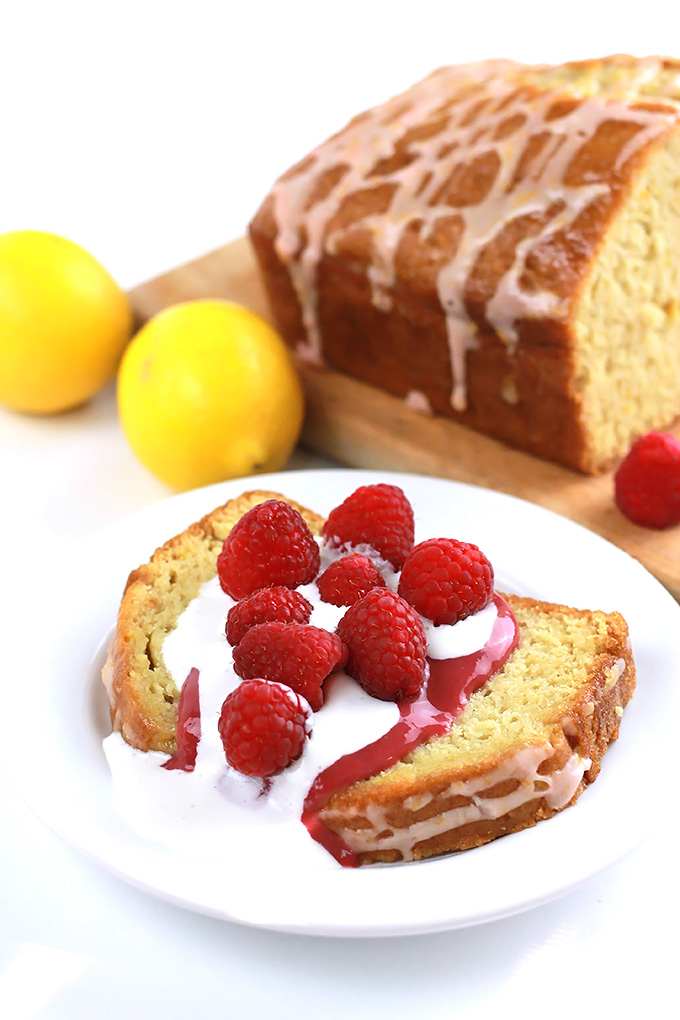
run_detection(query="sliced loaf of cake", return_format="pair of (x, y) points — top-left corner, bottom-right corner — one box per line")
(249, 55), (680, 474)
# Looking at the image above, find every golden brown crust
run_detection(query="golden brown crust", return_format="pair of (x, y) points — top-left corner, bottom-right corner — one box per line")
(106, 491), (324, 752)
(249, 55), (680, 474)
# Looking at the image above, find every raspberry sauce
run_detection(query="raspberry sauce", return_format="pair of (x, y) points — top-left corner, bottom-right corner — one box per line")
(162, 667), (201, 772)
(301, 593), (519, 866)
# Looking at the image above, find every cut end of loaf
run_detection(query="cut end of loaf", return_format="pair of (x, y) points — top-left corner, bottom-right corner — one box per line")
(574, 127), (680, 471)
(528, 57), (680, 472)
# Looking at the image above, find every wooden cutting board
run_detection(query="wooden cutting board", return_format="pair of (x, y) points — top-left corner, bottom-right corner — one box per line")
(128, 236), (680, 600)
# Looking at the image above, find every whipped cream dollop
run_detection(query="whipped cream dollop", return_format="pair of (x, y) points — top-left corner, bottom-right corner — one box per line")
(103, 540), (499, 868)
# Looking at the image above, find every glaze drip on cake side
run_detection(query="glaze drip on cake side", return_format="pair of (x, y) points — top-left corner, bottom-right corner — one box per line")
(322, 742), (591, 862)
(268, 57), (680, 411)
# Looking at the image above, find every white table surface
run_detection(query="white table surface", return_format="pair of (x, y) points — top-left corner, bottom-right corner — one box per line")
(2, 3), (678, 1016)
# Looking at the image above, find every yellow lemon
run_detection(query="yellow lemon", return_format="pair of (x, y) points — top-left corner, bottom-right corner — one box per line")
(117, 300), (304, 490)
(0, 230), (132, 413)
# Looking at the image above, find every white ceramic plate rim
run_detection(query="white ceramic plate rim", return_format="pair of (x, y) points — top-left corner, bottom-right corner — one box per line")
(11, 468), (680, 937)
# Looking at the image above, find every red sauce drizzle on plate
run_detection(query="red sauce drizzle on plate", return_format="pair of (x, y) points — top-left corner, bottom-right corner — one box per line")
(163, 667), (201, 772)
(301, 593), (519, 866)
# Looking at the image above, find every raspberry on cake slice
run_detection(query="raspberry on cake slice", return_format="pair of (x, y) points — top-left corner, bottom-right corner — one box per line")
(232, 621), (347, 711)
(217, 498), (320, 599)
(219, 679), (312, 778)
(337, 588), (428, 701)
(321, 483), (414, 569)
(398, 537), (494, 624)
(226, 587), (313, 646)
(316, 553), (387, 607)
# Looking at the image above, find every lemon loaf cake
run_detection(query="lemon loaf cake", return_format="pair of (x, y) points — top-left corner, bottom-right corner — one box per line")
(103, 490), (635, 864)
(249, 55), (680, 474)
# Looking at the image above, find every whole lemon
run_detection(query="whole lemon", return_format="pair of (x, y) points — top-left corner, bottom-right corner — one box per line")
(0, 230), (132, 413)
(117, 300), (304, 490)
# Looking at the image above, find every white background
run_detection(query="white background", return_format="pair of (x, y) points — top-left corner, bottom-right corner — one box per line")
(1, 2), (679, 1017)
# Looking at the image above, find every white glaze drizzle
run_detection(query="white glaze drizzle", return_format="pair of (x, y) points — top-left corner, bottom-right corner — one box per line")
(322, 743), (591, 861)
(404, 389), (434, 415)
(268, 58), (679, 408)
(604, 656), (626, 693)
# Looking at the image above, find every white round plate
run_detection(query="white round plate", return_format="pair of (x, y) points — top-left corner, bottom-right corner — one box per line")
(13, 469), (680, 936)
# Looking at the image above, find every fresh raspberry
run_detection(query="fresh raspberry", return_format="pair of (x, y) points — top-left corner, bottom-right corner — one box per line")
(398, 537), (494, 625)
(225, 587), (312, 646)
(337, 588), (427, 701)
(217, 500), (320, 599)
(614, 431), (680, 529)
(232, 622), (347, 711)
(322, 483), (414, 569)
(316, 554), (387, 607)
(218, 679), (310, 777)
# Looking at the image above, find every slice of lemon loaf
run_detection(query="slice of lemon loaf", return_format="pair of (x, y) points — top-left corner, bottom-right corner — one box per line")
(103, 490), (634, 863)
